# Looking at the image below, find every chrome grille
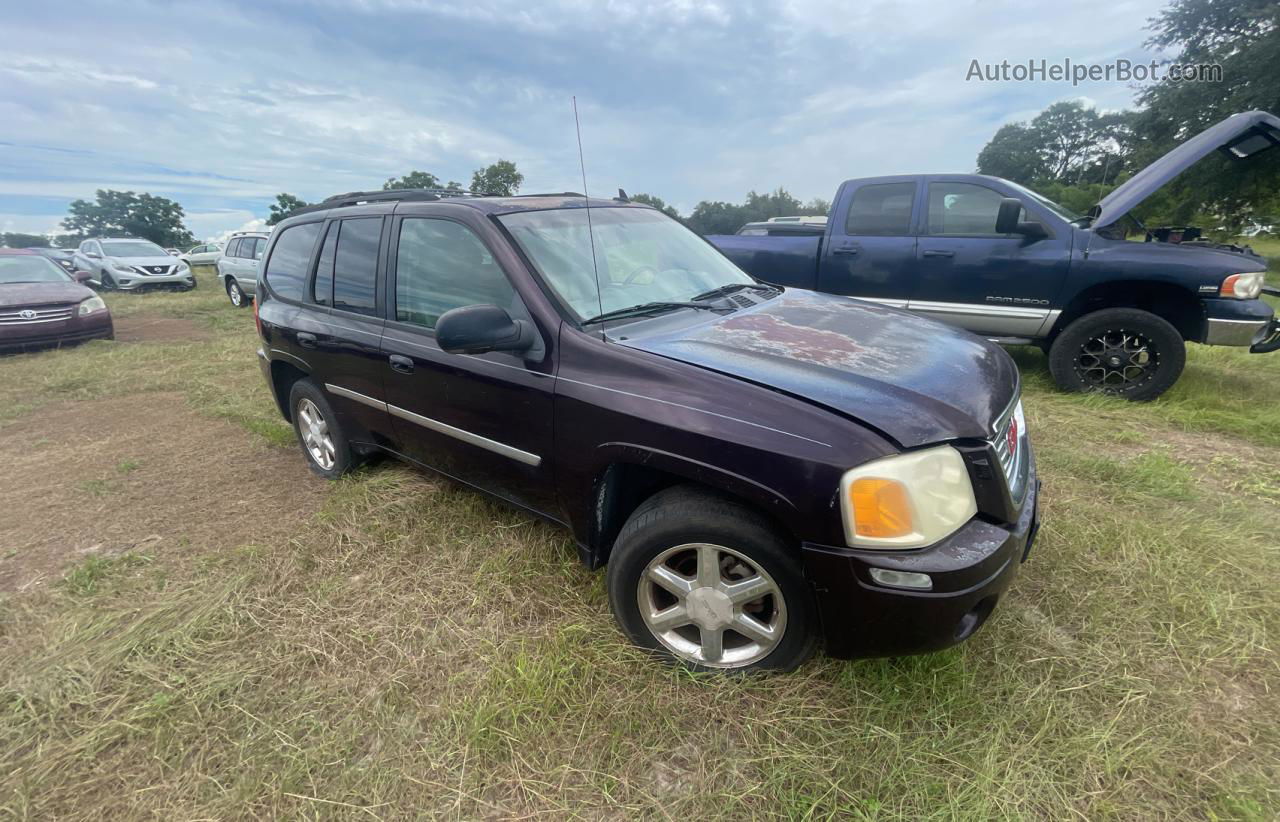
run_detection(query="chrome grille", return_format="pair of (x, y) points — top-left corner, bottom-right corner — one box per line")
(140, 265), (174, 276)
(0, 305), (75, 325)
(991, 395), (1028, 502)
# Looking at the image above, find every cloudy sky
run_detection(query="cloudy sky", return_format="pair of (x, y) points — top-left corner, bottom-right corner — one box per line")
(2, 0), (1172, 242)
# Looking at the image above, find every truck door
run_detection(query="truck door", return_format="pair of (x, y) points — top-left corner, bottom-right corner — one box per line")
(816, 180), (920, 306)
(911, 179), (1071, 339)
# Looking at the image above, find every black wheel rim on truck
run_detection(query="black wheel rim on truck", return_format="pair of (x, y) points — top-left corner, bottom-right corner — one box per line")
(1073, 328), (1160, 393)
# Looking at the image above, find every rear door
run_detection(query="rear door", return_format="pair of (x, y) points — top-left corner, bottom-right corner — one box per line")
(911, 179), (1071, 338)
(379, 212), (557, 512)
(301, 215), (395, 445)
(817, 179), (920, 306)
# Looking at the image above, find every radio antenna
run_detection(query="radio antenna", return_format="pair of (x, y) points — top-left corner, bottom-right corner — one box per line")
(572, 96), (605, 329)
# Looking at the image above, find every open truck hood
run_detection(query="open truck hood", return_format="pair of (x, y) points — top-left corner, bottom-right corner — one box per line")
(617, 291), (1019, 449)
(1090, 110), (1280, 230)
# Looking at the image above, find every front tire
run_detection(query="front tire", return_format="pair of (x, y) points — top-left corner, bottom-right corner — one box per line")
(226, 278), (247, 308)
(1048, 308), (1185, 401)
(606, 486), (818, 672)
(289, 381), (355, 479)
(100, 270), (116, 291)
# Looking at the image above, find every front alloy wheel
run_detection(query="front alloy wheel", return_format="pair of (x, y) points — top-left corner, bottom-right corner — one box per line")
(638, 543), (786, 668)
(1048, 308), (1186, 401)
(607, 486), (818, 672)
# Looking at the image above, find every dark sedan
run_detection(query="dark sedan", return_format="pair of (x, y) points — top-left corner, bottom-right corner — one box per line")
(0, 250), (113, 351)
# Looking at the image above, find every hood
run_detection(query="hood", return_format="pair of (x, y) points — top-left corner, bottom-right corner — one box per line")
(0, 281), (95, 308)
(618, 291), (1019, 448)
(1091, 110), (1280, 230)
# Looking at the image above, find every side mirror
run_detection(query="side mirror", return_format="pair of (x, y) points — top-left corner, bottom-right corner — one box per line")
(73, 270), (92, 283)
(995, 196), (1047, 239)
(86, 251), (101, 259)
(436, 304), (535, 355)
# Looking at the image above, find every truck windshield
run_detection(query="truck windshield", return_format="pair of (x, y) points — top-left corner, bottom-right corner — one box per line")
(498, 206), (754, 321)
(1004, 181), (1082, 222)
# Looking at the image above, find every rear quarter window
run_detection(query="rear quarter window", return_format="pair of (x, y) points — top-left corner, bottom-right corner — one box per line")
(263, 223), (322, 302)
(845, 182), (916, 236)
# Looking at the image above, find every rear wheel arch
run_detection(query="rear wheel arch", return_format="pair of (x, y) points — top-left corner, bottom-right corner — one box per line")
(1049, 280), (1203, 341)
(270, 360), (309, 422)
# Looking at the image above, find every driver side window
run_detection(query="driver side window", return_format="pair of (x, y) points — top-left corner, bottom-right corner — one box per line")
(926, 183), (1026, 236)
(394, 218), (516, 330)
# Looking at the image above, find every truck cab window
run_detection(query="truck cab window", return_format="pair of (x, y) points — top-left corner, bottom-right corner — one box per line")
(927, 183), (1025, 235)
(845, 183), (916, 236)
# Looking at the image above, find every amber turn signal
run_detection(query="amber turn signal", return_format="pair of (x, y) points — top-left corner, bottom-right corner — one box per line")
(849, 478), (915, 539)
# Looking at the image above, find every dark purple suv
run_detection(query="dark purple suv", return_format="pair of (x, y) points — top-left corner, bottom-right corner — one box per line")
(255, 189), (1039, 671)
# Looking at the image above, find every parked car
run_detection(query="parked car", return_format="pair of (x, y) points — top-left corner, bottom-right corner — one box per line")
(164, 248), (181, 256)
(254, 189), (1039, 672)
(709, 110), (1280, 400)
(72, 238), (196, 291)
(26, 247), (78, 274)
(181, 242), (223, 268)
(216, 231), (269, 307)
(0, 249), (113, 351)
(736, 221), (827, 237)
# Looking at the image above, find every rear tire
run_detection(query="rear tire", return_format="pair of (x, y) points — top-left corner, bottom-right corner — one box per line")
(606, 486), (818, 673)
(226, 278), (247, 308)
(288, 380), (355, 479)
(1048, 308), (1185, 401)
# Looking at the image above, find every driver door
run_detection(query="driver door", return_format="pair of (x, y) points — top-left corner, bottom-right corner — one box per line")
(379, 215), (558, 513)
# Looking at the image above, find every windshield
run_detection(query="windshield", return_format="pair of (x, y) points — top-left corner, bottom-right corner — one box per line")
(498, 207), (754, 320)
(0, 256), (73, 284)
(1004, 181), (1082, 222)
(101, 240), (167, 258)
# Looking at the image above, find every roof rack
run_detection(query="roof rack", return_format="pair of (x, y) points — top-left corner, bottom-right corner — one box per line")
(287, 188), (490, 218)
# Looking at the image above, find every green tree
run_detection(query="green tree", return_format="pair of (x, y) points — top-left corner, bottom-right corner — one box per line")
(1132, 0), (1280, 227)
(383, 171), (463, 191)
(470, 160), (523, 196)
(685, 188), (808, 234)
(267, 193), (310, 226)
(61, 190), (195, 247)
(630, 193), (681, 219)
(802, 197), (832, 217)
(976, 123), (1049, 185)
(0, 232), (51, 248)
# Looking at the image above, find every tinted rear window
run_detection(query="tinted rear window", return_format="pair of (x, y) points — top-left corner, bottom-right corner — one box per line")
(332, 218), (381, 315)
(263, 224), (321, 302)
(845, 183), (916, 236)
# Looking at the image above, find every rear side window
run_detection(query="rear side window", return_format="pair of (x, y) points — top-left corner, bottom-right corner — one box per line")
(263, 223), (321, 302)
(845, 183), (916, 236)
(311, 222), (338, 306)
(225, 238), (242, 257)
(332, 218), (382, 316)
(394, 218), (515, 329)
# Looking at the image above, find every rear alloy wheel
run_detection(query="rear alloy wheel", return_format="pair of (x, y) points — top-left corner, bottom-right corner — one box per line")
(226, 278), (247, 308)
(288, 381), (355, 479)
(1048, 308), (1185, 401)
(607, 486), (818, 672)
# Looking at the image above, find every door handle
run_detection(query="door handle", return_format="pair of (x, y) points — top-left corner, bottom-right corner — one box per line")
(296, 332), (318, 349)
(831, 243), (860, 256)
(922, 250), (955, 258)
(388, 354), (415, 374)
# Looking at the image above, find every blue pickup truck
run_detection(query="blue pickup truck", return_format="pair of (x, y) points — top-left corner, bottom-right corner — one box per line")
(709, 110), (1280, 400)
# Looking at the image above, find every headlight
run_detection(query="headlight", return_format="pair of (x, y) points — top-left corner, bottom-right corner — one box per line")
(839, 445), (977, 549)
(78, 295), (108, 316)
(1221, 272), (1264, 300)
(110, 260), (136, 273)
(177, 260), (190, 271)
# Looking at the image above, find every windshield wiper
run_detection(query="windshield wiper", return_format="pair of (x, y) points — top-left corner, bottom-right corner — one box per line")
(581, 301), (724, 326)
(690, 282), (779, 301)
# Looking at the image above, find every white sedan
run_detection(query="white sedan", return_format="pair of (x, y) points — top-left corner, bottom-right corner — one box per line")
(181, 243), (223, 268)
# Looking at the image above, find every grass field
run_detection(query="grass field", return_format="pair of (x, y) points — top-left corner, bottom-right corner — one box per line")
(0, 270), (1277, 819)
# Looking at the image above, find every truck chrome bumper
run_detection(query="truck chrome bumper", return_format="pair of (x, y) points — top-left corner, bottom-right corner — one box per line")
(1204, 317), (1272, 346)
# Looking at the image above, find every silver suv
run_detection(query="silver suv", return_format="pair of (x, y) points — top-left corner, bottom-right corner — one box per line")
(216, 231), (268, 307)
(72, 238), (196, 291)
